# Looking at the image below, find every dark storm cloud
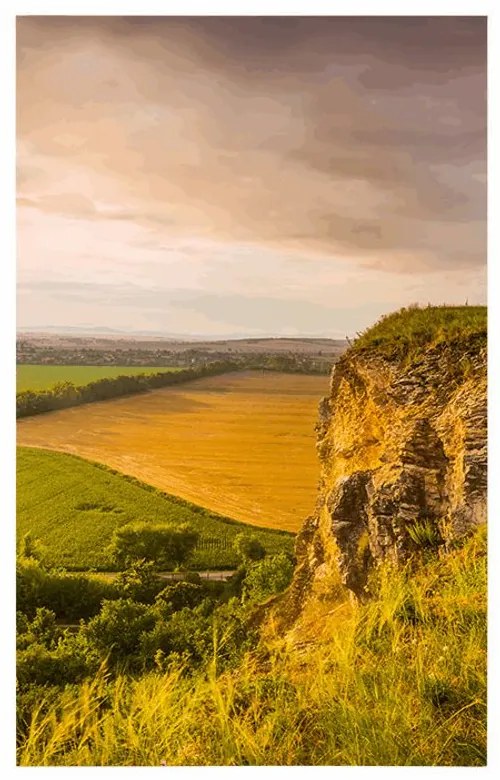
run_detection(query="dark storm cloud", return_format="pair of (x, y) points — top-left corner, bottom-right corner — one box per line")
(17, 15), (486, 273)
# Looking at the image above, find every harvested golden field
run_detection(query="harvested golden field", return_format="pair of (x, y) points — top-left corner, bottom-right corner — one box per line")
(17, 371), (328, 532)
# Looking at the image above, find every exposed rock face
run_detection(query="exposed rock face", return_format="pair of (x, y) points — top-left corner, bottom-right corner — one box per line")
(282, 334), (487, 619)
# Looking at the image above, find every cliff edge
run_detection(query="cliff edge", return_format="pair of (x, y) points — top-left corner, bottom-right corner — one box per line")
(279, 306), (487, 625)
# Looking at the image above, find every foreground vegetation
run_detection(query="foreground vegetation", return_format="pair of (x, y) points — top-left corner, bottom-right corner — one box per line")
(16, 364), (181, 393)
(353, 304), (487, 361)
(17, 528), (486, 766)
(17, 447), (293, 570)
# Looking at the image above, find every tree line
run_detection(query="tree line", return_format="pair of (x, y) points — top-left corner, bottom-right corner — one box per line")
(16, 355), (332, 419)
(248, 354), (331, 374)
(16, 360), (241, 418)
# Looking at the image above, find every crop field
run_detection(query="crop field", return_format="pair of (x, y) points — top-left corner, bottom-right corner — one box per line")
(17, 371), (328, 532)
(16, 364), (180, 392)
(17, 447), (293, 570)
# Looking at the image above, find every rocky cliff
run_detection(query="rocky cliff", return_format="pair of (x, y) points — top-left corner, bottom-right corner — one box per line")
(279, 312), (487, 625)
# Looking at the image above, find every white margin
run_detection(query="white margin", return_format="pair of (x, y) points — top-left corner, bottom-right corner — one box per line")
(1, 2), (497, 778)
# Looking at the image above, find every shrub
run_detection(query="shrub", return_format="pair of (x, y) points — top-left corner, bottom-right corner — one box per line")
(115, 560), (163, 603)
(139, 604), (213, 669)
(209, 598), (258, 668)
(109, 523), (199, 569)
(222, 566), (248, 599)
(243, 553), (295, 603)
(154, 581), (209, 615)
(17, 532), (47, 563)
(233, 533), (266, 563)
(85, 599), (156, 665)
(17, 642), (91, 689)
(44, 574), (121, 621)
(16, 556), (119, 621)
(16, 556), (51, 618)
(138, 597), (250, 672)
(16, 608), (60, 651)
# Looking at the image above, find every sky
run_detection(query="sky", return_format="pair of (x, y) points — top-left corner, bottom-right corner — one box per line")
(16, 16), (487, 338)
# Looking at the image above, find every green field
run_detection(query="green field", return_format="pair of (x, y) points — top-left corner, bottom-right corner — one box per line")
(16, 365), (180, 393)
(17, 447), (293, 571)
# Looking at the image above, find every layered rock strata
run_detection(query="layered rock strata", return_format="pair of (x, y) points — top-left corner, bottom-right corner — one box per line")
(282, 334), (487, 620)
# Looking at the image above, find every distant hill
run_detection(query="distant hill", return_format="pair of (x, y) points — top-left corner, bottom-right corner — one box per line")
(18, 325), (349, 343)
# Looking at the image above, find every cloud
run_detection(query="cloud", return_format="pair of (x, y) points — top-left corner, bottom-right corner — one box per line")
(17, 17), (486, 268)
(16, 16), (487, 334)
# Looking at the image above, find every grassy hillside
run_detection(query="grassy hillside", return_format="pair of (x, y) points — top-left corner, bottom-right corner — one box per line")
(353, 305), (487, 360)
(17, 447), (293, 570)
(18, 528), (486, 766)
(17, 364), (180, 393)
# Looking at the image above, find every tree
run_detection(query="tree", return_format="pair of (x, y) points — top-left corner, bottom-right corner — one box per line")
(154, 581), (207, 615)
(16, 607), (60, 651)
(243, 553), (295, 603)
(116, 559), (162, 603)
(85, 598), (155, 663)
(109, 522), (198, 569)
(233, 533), (266, 564)
(51, 381), (80, 406)
(139, 604), (211, 669)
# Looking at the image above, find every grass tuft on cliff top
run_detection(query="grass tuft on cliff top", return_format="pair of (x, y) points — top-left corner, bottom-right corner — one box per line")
(353, 305), (487, 360)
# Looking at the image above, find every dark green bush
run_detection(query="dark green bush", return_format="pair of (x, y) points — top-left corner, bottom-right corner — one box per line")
(109, 523), (198, 569)
(139, 612), (209, 668)
(17, 557), (119, 621)
(154, 581), (210, 615)
(115, 560), (163, 603)
(243, 553), (295, 603)
(139, 599), (224, 669)
(85, 599), (155, 665)
(233, 533), (266, 563)
(209, 598), (258, 668)
(17, 642), (91, 688)
(16, 608), (61, 651)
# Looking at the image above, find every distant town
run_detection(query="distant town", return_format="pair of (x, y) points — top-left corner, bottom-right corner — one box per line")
(17, 332), (347, 372)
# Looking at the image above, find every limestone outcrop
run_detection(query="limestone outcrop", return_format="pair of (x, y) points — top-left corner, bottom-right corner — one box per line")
(281, 331), (487, 621)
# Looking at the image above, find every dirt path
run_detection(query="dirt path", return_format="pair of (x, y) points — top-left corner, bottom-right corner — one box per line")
(94, 570), (236, 582)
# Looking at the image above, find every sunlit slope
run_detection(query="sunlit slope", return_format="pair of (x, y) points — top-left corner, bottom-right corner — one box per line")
(17, 447), (293, 570)
(17, 371), (328, 532)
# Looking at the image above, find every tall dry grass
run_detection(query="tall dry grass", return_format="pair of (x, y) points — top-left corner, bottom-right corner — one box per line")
(18, 528), (486, 766)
